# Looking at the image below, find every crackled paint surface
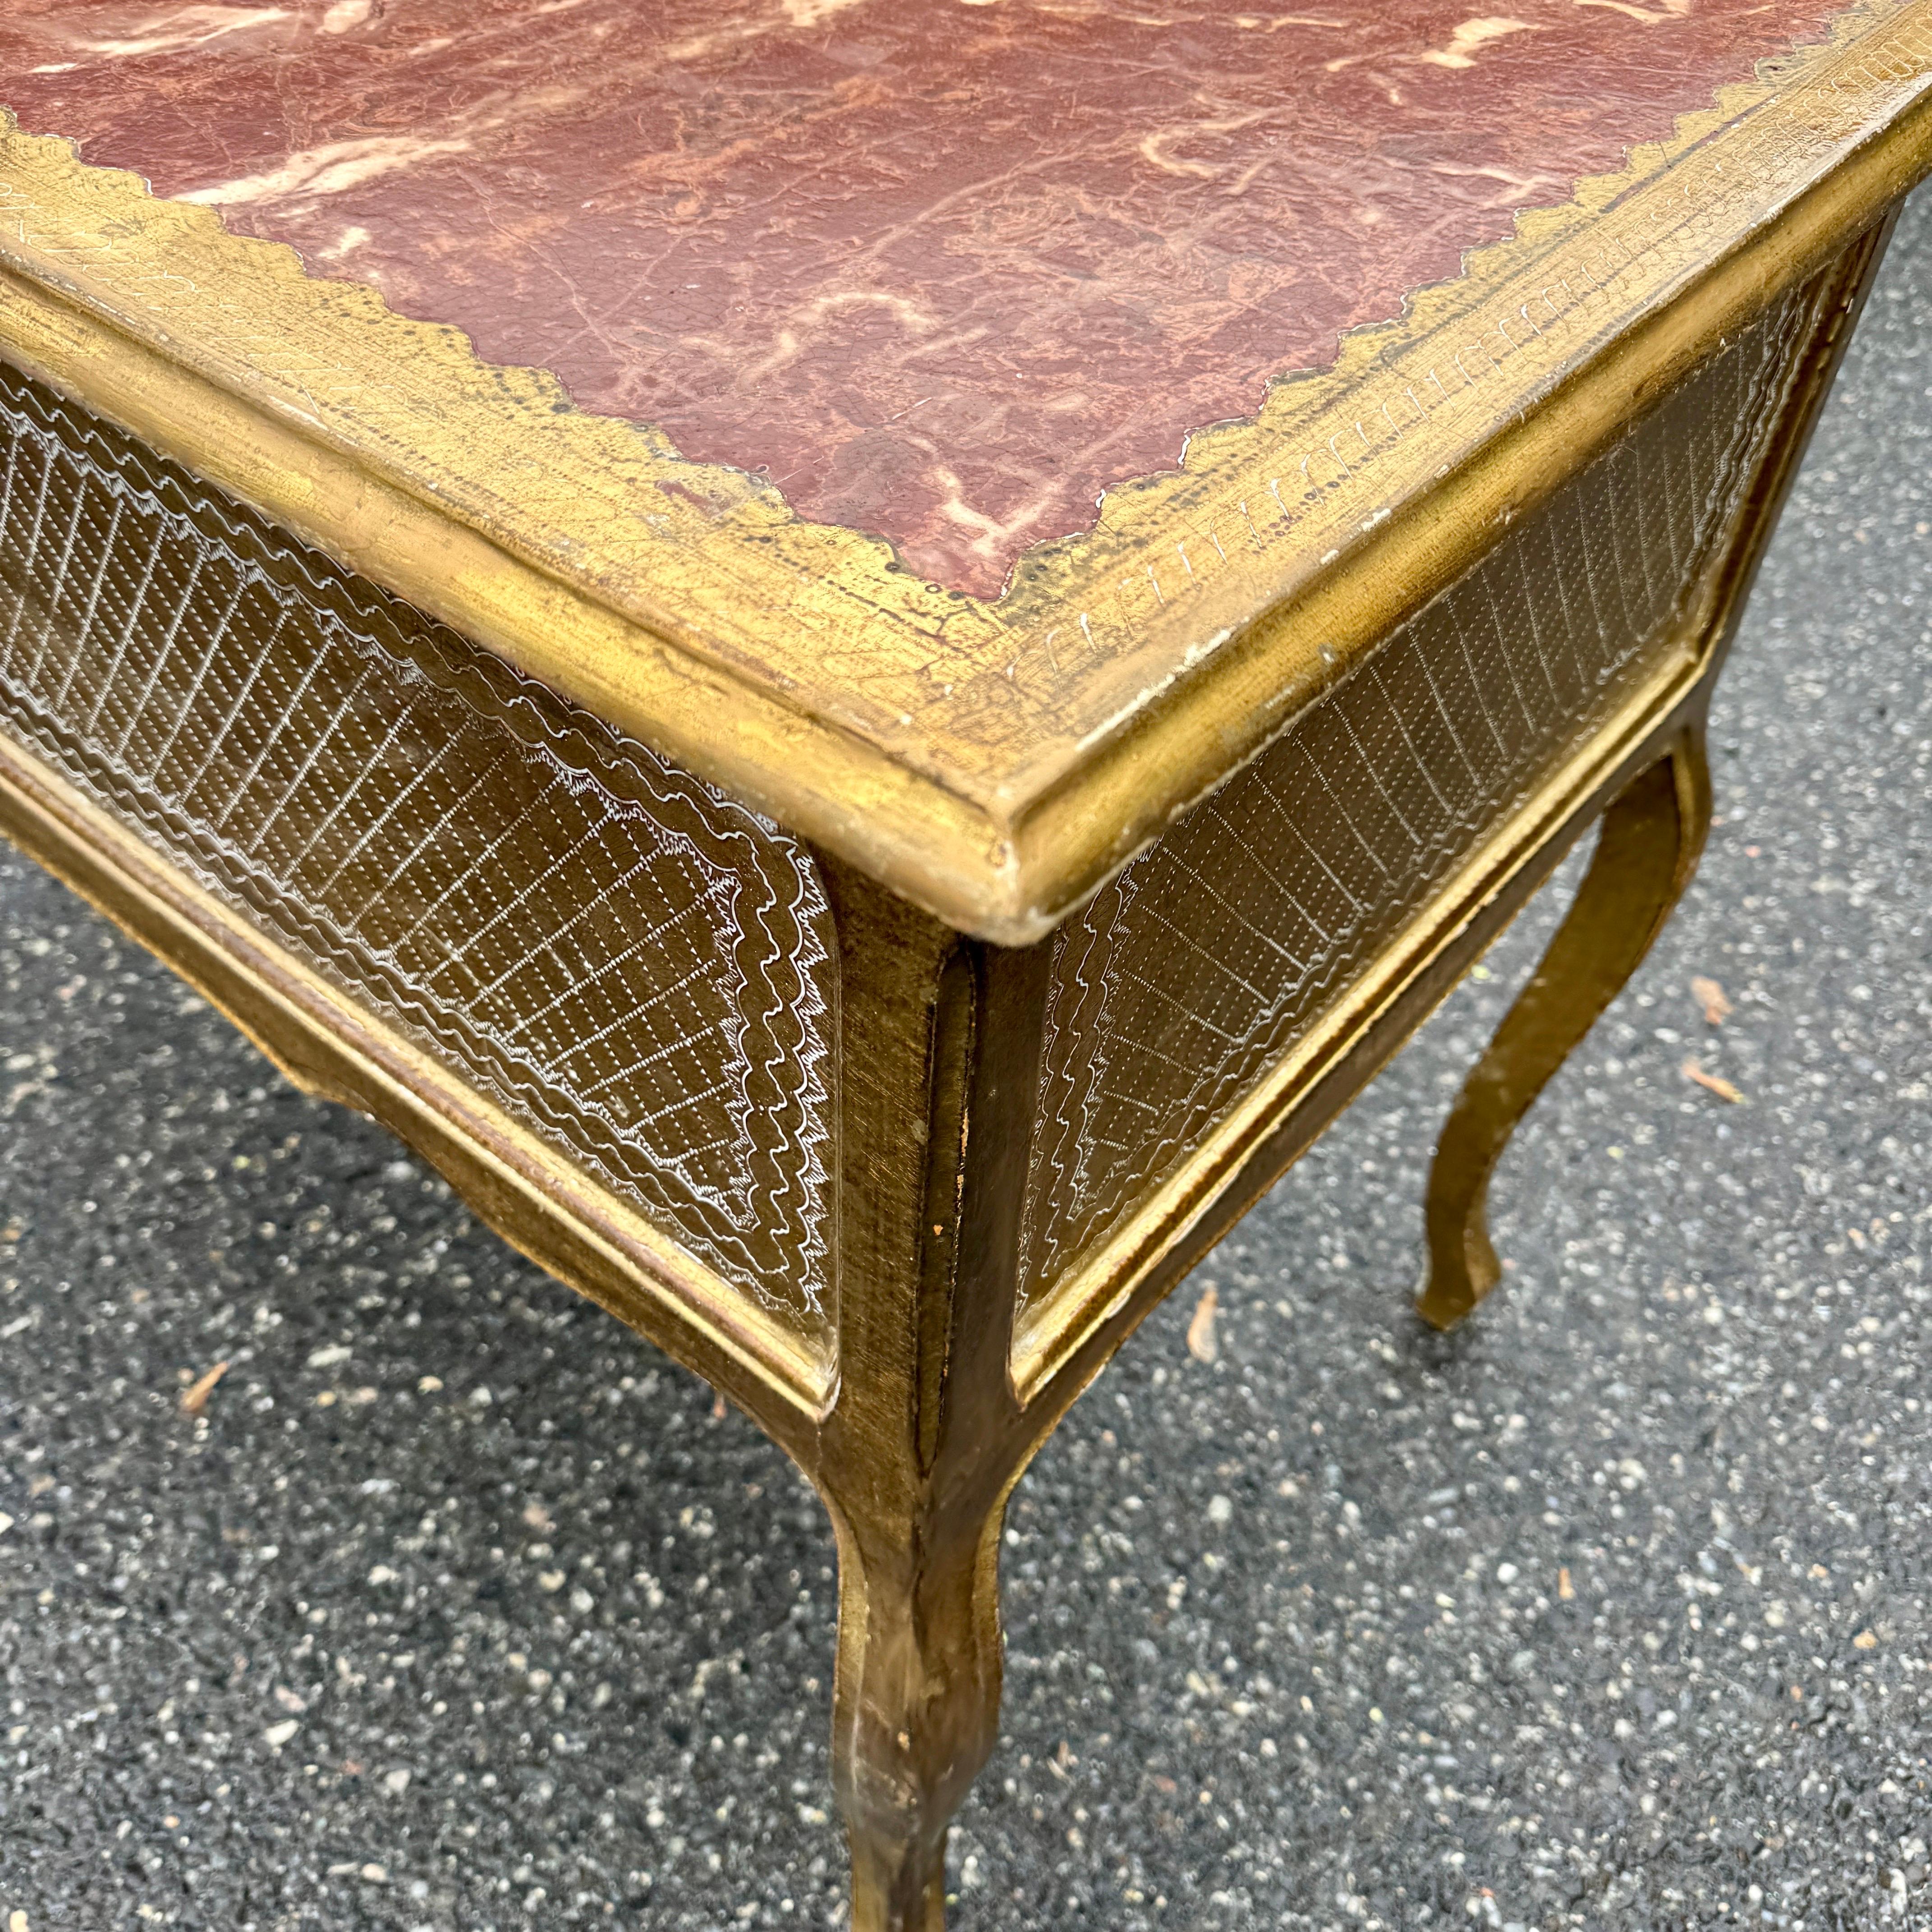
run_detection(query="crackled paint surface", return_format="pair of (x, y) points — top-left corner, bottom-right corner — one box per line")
(0, 0), (1851, 597)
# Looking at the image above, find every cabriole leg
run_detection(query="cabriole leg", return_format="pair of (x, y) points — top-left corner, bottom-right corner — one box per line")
(1417, 722), (1712, 1329)
(805, 857), (1049, 1932)
(826, 1497), (1009, 1932)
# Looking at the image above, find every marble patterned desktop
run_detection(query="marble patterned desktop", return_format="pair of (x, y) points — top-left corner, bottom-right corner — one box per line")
(2, 0), (1849, 593)
(0, 8), (1925, 1928)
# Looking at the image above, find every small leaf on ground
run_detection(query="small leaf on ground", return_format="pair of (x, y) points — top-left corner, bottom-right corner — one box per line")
(180, 1361), (229, 1417)
(1187, 1285), (1219, 1364)
(1690, 975), (1732, 1025)
(1682, 1058), (1743, 1103)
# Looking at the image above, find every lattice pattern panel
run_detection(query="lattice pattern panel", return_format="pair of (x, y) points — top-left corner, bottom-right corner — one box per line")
(0, 360), (837, 1328)
(1019, 284), (1813, 1309)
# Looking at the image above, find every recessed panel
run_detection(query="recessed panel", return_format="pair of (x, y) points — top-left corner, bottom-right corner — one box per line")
(0, 362), (838, 1335)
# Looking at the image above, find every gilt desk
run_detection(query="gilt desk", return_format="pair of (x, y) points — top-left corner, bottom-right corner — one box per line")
(0, 4), (1930, 1926)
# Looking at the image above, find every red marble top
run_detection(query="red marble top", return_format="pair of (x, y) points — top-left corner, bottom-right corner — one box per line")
(1, 0), (1849, 598)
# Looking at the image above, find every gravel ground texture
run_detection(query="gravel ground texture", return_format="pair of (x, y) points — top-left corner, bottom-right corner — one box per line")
(5, 192), (1932, 1932)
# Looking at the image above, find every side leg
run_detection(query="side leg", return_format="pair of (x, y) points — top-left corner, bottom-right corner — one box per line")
(828, 1495), (1008, 1932)
(1417, 722), (1711, 1329)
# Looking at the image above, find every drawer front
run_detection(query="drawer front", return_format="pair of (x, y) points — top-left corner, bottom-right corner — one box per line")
(0, 361), (838, 1340)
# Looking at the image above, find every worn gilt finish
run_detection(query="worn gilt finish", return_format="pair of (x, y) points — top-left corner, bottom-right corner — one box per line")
(0, 8), (1927, 1928)
(0, 0), (1854, 599)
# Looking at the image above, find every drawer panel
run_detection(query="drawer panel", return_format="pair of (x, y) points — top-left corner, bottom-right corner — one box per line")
(0, 361), (838, 1339)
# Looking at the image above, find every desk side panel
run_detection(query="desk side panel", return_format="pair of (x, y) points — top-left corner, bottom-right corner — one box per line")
(1017, 276), (1817, 1320)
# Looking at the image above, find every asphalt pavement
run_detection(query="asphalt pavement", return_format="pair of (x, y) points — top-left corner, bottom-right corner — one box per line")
(5, 189), (1932, 1932)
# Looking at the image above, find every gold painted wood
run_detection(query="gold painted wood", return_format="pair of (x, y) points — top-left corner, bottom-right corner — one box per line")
(797, 214), (1894, 1928)
(1005, 222), (1879, 1397)
(1419, 207), (1889, 1334)
(0, 32), (1921, 1932)
(0, 193), (1892, 1932)
(0, 4), (1928, 938)
(1418, 727), (1713, 1329)
(0, 722), (836, 1440)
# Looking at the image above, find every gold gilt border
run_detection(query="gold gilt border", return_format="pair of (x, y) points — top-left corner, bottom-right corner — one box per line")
(0, 3), (1929, 941)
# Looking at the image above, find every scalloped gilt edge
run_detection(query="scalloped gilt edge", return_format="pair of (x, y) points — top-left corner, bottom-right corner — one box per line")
(0, 0), (1926, 943)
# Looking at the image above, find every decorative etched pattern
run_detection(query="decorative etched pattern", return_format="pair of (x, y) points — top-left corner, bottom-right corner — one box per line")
(1019, 286), (1812, 1309)
(0, 360), (837, 1326)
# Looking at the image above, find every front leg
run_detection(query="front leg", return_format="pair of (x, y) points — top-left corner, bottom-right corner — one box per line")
(826, 1491), (1010, 1932)
(1417, 722), (1711, 1329)
(807, 859), (1053, 1930)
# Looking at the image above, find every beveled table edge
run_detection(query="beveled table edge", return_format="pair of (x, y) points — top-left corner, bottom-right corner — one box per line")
(0, 3), (1927, 942)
